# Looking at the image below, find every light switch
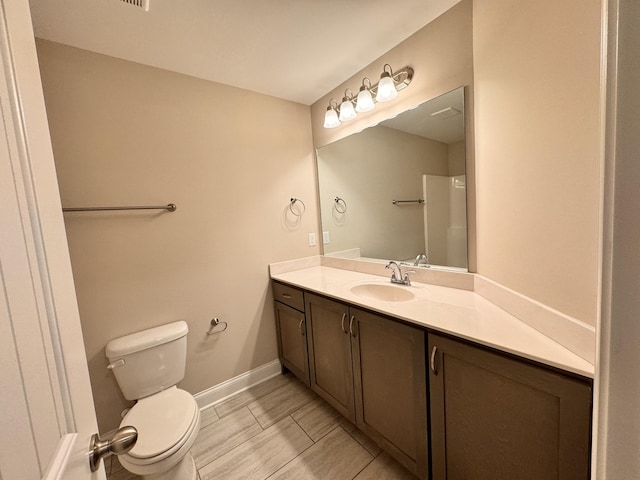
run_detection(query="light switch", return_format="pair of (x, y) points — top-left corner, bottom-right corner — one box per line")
(308, 232), (317, 246)
(323, 231), (330, 244)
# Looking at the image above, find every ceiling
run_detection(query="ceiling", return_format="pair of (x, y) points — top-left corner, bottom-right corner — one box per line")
(28, 0), (461, 105)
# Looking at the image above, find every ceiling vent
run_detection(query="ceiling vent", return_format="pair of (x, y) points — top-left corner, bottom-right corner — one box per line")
(119, 0), (149, 11)
(430, 106), (461, 120)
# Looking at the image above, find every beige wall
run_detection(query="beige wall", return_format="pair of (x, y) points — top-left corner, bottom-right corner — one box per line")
(36, 40), (319, 432)
(310, 0), (476, 271)
(448, 141), (465, 176)
(473, 0), (602, 325)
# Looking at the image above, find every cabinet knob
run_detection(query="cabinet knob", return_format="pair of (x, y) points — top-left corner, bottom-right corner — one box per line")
(430, 346), (438, 375)
(341, 313), (348, 334)
(282, 293), (292, 299)
(299, 318), (305, 336)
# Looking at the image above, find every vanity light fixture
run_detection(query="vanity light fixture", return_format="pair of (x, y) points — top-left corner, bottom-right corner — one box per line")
(339, 89), (358, 122)
(376, 64), (399, 102)
(323, 99), (341, 128)
(355, 78), (375, 113)
(322, 64), (413, 129)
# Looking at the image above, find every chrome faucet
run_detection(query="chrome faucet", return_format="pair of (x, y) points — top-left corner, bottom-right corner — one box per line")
(414, 253), (429, 267)
(385, 261), (413, 286)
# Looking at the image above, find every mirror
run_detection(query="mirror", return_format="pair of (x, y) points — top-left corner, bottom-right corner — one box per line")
(316, 87), (467, 270)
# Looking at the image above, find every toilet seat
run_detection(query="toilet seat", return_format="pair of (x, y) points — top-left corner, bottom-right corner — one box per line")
(120, 386), (199, 465)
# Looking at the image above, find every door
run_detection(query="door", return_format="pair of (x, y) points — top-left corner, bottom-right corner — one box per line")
(305, 293), (355, 421)
(351, 308), (428, 479)
(429, 333), (592, 480)
(274, 302), (310, 385)
(0, 1), (103, 478)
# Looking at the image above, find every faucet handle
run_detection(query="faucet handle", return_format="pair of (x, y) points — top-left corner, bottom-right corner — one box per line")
(403, 270), (415, 285)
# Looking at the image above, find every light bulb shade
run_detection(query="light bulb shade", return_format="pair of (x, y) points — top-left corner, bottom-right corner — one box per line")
(376, 74), (398, 102)
(339, 99), (357, 121)
(323, 107), (340, 128)
(356, 88), (375, 112)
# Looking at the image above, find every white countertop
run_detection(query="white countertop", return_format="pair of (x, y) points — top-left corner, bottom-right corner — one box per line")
(270, 265), (594, 379)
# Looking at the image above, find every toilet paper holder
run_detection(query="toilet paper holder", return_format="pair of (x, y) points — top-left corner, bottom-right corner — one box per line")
(207, 317), (228, 335)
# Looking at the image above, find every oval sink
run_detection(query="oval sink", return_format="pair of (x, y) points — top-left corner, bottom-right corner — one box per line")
(350, 283), (415, 302)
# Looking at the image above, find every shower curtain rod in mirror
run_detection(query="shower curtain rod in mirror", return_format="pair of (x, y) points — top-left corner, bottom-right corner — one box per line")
(392, 199), (425, 205)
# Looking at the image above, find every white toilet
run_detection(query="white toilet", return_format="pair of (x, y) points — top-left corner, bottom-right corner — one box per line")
(106, 321), (201, 480)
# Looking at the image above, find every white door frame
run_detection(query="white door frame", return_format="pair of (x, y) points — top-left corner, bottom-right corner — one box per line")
(0, 0), (102, 478)
(594, 0), (640, 478)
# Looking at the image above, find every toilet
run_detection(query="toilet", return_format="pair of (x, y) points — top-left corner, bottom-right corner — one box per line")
(106, 321), (200, 480)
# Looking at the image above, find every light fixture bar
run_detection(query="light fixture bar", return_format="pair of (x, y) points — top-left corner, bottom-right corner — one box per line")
(367, 66), (414, 104)
(323, 65), (414, 129)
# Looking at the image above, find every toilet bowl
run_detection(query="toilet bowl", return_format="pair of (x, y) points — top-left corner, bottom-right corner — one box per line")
(118, 387), (200, 479)
(106, 321), (200, 480)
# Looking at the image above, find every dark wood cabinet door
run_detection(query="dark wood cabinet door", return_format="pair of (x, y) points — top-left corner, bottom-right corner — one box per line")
(274, 302), (309, 386)
(305, 293), (355, 421)
(429, 333), (592, 480)
(351, 308), (428, 480)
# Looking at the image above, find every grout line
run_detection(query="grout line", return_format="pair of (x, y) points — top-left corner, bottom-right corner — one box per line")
(194, 407), (265, 474)
(264, 416), (319, 479)
(212, 375), (291, 420)
(289, 414), (315, 443)
(246, 405), (264, 430)
(340, 423), (378, 457)
(322, 421), (343, 440)
(351, 454), (376, 480)
(342, 423), (380, 457)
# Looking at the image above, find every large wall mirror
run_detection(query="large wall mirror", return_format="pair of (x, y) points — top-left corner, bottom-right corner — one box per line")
(316, 87), (467, 270)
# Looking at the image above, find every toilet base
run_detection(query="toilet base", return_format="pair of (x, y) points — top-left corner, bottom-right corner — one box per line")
(139, 452), (196, 480)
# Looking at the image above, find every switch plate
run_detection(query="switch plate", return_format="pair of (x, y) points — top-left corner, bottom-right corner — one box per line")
(323, 231), (330, 244)
(308, 232), (317, 246)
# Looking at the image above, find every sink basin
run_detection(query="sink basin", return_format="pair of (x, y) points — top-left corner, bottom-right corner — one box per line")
(350, 283), (415, 302)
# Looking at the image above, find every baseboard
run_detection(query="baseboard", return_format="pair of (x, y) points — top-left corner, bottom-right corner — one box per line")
(193, 359), (282, 410)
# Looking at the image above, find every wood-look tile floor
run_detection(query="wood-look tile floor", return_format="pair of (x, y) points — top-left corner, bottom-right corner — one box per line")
(106, 373), (418, 480)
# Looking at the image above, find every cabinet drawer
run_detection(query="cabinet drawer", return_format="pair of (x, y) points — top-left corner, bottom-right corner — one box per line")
(273, 282), (305, 311)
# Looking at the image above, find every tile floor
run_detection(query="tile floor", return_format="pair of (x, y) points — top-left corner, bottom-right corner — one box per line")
(106, 373), (418, 480)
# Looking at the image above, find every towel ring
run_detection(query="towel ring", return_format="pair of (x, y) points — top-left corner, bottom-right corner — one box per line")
(289, 197), (306, 216)
(207, 317), (228, 336)
(334, 197), (347, 214)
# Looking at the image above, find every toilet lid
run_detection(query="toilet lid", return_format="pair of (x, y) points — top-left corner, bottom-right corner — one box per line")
(122, 387), (198, 459)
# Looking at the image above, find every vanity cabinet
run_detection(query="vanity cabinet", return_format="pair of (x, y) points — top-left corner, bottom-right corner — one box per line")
(428, 332), (592, 480)
(272, 282), (310, 386)
(304, 293), (355, 419)
(272, 280), (593, 480)
(305, 292), (428, 479)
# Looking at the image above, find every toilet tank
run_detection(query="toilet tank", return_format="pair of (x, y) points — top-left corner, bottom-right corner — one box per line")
(106, 321), (188, 401)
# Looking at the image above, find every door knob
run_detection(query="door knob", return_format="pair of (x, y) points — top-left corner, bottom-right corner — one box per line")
(89, 425), (138, 472)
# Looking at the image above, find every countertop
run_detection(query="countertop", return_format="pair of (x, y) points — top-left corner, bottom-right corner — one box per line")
(270, 265), (594, 379)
